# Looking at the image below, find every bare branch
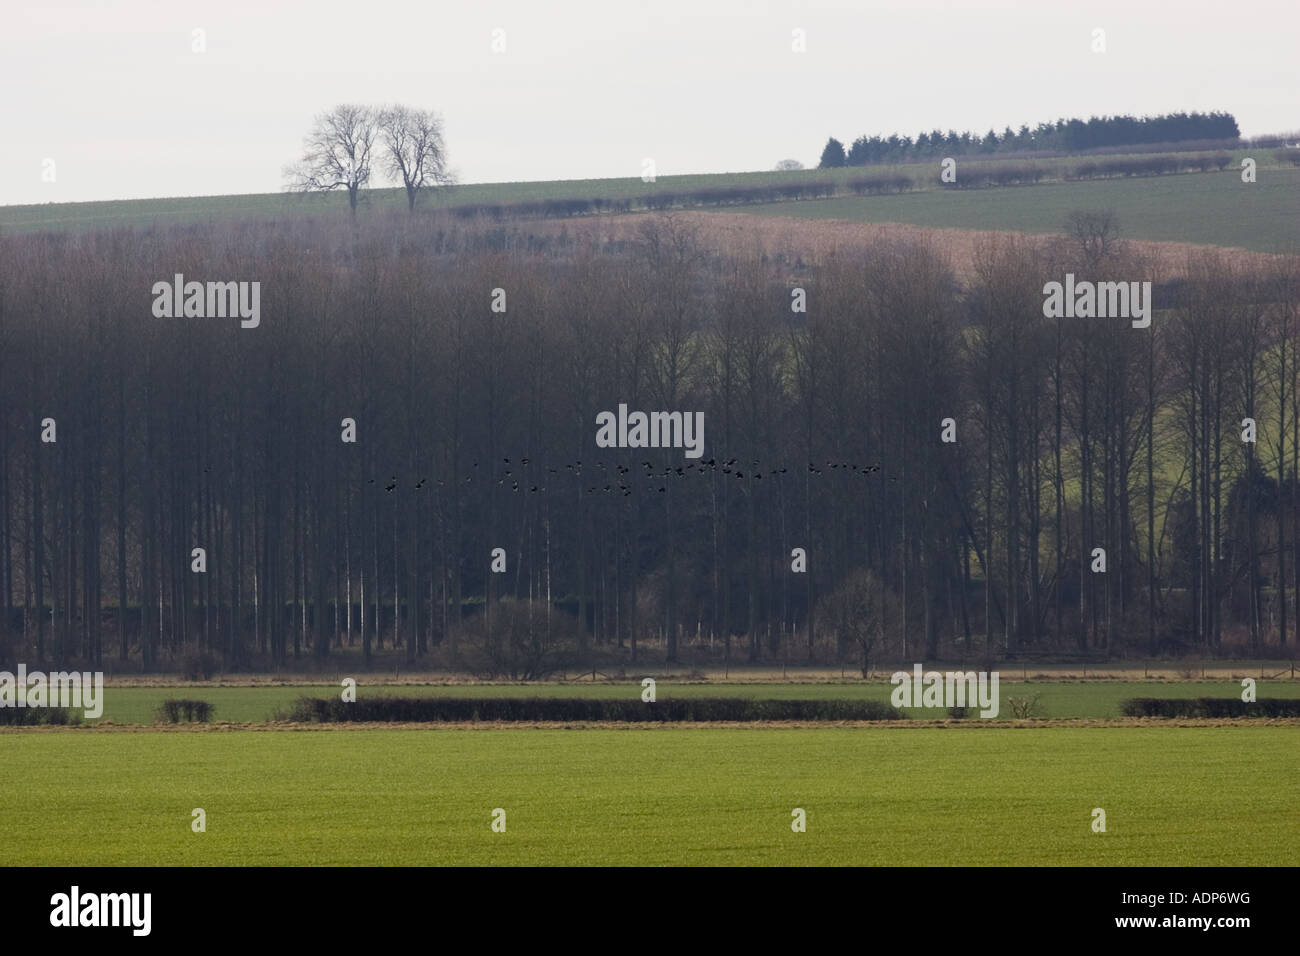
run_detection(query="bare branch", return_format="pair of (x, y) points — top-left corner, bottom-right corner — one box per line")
(377, 105), (452, 212)
(284, 104), (380, 218)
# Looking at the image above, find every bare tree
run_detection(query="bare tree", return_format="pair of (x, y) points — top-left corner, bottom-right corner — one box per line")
(6, 205), (1298, 676)
(1271, 258), (1300, 645)
(1063, 209), (1123, 269)
(285, 105), (379, 219)
(378, 105), (454, 212)
(820, 568), (894, 677)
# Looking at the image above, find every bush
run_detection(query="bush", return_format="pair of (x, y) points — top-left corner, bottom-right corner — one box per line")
(848, 174), (913, 195)
(1069, 154), (1228, 181)
(468, 597), (578, 679)
(688, 186), (768, 206)
(288, 696), (902, 723)
(1120, 697), (1300, 718)
(540, 198), (591, 217)
(0, 706), (78, 726)
(1007, 694), (1045, 718)
(450, 203), (505, 221)
(642, 192), (681, 211)
(939, 163), (1043, 189)
(154, 699), (215, 723)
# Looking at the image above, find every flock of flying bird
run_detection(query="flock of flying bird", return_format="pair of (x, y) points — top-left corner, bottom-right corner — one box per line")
(367, 458), (896, 497)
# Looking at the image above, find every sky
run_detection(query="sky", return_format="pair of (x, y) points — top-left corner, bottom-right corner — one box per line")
(1, 0), (1296, 206)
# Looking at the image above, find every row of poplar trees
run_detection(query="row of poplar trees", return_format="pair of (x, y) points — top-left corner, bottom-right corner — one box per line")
(0, 211), (1296, 671)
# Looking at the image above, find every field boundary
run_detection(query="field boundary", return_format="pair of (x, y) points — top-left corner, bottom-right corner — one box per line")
(8, 716), (1300, 733)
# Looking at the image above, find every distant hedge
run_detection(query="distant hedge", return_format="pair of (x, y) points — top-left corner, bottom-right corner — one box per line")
(1121, 697), (1300, 718)
(449, 180), (843, 221)
(847, 174), (914, 195)
(443, 152), (1243, 222)
(1067, 154), (1230, 181)
(438, 151), (1237, 224)
(0, 706), (80, 726)
(938, 163), (1046, 189)
(288, 696), (901, 723)
(154, 699), (215, 723)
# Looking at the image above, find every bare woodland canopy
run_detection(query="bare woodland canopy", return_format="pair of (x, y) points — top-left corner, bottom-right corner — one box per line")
(0, 211), (1296, 672)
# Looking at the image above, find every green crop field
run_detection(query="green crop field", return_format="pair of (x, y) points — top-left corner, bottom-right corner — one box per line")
(65, 678), (1300, 724)
(2, 727), (1294, 865)
(2, 168), (863, 233)
(3, 151), (1292, 253)
(728, 166), (1300, 254)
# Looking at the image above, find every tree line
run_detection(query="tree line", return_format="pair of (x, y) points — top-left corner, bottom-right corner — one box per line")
(819, 110), (1241, 168)
(0, 210), (1296, 675)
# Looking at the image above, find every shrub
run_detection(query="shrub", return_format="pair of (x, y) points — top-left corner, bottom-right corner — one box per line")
(943, 163), (1045, 188)
(848, 174), (912, 195)
(1070, 155), (1207, 180)
(469, 597), (578, 680)
(154, 699), (215, 723)
(288, 696), (902, 723)
(540, 198), (591, 217)
(1007, 694), (1045, 718)
(642, 192), (680, 211)
(450, 202), (503, 220)
(588, 196), (634, 214)
(1120, 697), (1300, 718)
(0, 706), (78, 726)
(688, 186), (768, 206)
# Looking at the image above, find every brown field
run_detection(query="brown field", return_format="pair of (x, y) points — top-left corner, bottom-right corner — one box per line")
(548, 211), (1296, 282)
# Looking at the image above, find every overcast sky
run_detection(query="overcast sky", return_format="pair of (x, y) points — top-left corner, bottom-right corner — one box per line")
(2, 0), (1295, 206)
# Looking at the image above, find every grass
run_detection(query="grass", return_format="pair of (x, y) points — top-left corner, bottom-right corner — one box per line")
(2, 727), (1293, 865)
(727, 166), (1300, 254)
(0, 169), (848, 232)
(3, 150), (1291, 252)
(71, 679), (1300, 724)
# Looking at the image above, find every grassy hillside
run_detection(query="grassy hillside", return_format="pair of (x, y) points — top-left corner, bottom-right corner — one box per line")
(2, 168), (864, 233)
(733, 166), (1300, 254)
(3, 149), (1292, 251)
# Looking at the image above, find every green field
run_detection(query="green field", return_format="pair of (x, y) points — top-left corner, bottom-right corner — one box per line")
(2, 167), (866, 233)
(730, 166), (1300, 253)
(4, 151), (1294, 253)
(77, 679), (1300, 724)
(2, 727), (1293, 865)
